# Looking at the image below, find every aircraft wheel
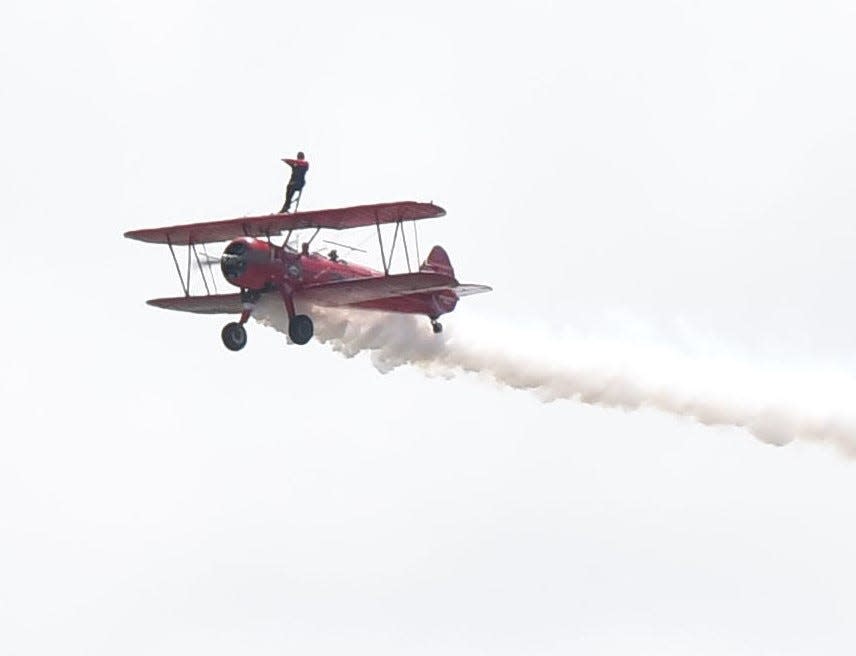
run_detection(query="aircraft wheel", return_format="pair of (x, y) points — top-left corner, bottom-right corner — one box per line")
(221, 322), (247, 351)
(432, 320), (443, 334)
(289, 314), (314, 345)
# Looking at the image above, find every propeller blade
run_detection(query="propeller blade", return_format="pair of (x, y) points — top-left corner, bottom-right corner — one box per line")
(197, 252), (221, 265)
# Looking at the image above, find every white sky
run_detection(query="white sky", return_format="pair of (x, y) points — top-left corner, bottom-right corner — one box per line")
(3, 1), (856, 654)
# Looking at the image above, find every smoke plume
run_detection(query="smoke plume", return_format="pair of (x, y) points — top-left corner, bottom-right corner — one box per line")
(252, 297), (856, 454)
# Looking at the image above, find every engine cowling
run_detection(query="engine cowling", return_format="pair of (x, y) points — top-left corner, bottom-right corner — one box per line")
(220, 237), (278, 289)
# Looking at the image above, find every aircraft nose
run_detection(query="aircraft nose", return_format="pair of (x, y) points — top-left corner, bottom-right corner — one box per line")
(220, 253), (245, 280)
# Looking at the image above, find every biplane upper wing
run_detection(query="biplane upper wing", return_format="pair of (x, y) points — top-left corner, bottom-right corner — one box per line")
(297, 272), (459, 307)
(124, 201), (445, 245)
(147, 293), (244, 314)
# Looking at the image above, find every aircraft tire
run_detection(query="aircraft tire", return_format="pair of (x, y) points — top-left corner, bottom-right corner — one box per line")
(221, 322), (247, 351)
(432, 320), (443, 334)
(289, 314), (314, 345)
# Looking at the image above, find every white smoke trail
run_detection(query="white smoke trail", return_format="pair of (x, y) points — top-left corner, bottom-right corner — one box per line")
(252, 297), (856, 455)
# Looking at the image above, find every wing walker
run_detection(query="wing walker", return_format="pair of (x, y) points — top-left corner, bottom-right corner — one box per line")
(125, 199), (491, 351)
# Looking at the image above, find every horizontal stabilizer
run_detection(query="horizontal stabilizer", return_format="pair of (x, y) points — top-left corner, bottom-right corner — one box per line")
(453, 284), (492, 297)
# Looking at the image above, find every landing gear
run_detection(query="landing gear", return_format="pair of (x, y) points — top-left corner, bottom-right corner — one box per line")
(240, 288), (262, 304)
(221, 291), (255, 351)
(278, 282), (314, 346)
(221, 322), (247, 351)
(431, 319), (443, 334)
(289, 314), (314, 345)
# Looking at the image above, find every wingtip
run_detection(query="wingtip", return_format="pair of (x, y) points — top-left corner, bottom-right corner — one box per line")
(124, 228), (153, 242)
(428, 201), (447, 217)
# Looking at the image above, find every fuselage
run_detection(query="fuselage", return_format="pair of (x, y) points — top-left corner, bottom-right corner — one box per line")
(221, 236), (458, 318)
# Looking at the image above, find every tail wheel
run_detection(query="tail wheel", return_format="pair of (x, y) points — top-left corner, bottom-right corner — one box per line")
(431, 319), (443, 334)
(221, 322), (247, 351)
(289, 314), (314, 345)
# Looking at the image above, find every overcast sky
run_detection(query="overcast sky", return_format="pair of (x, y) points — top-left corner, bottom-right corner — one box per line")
(3, 1), (856, 654)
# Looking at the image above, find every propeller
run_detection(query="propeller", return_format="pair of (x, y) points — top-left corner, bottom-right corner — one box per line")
(196, 251), (221, 265)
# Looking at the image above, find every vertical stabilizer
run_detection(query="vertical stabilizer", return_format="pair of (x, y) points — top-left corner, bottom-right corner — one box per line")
(420, 246), (455, 278)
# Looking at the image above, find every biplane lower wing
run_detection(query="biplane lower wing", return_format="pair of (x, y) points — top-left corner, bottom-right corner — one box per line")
(124, 201), (445, 245)
(147, 293), (244, 314)
(298, 272), (459, 307)
(147, 279), (490, 315)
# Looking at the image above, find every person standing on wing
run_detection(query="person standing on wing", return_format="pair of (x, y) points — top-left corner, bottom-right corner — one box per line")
(279, 151), (309, 213)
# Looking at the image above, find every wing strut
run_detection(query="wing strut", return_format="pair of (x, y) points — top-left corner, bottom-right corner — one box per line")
(401, 221), (412, 273)
(167, 236), (189, 297)
(413, 220), (421, 266)
(375, 211), (388, 275)
(191, 243), (211, 295)
(202, 243), (219, 292)
(166, 235), (215, 297)
(388, 221), (400, 270)
(374, 211), (418, 275)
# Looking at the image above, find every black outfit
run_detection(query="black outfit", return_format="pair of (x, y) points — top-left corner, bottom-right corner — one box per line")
(280, 159), (309, 213)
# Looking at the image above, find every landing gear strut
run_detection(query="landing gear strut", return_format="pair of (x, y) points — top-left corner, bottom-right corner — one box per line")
(221, 290), (255, 351)
(431, 319), (443, 334)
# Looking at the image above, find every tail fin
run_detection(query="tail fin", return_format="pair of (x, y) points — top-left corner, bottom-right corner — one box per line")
(420, 245), (455, 278)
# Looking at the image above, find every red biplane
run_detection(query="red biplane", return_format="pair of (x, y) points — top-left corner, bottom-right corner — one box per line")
(124, 201), (491, 351)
